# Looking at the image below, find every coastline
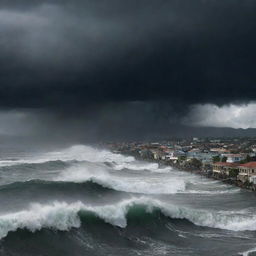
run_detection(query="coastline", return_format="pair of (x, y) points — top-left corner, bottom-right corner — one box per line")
(116, 149), (256, 192)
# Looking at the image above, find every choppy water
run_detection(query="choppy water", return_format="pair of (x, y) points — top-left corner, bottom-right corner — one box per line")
(0, 145), (256, 256)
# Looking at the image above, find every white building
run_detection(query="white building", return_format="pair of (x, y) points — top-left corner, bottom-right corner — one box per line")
(224, 154), (246, 163)
(249, 176), (256, 185)
(165, 150), (186, 162)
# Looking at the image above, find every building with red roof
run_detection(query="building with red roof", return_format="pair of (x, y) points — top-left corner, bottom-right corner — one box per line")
(212, 162), (239, 176)
(237, 162), (256, 183)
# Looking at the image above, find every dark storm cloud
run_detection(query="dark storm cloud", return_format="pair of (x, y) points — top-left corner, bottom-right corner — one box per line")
(0, 0), (256, 110)
(0, 103), (180, 143)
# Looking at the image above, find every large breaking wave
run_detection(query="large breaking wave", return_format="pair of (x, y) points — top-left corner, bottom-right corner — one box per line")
(1, 197), (256, 240)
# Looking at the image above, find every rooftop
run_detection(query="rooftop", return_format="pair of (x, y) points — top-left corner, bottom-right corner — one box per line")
(213, 162), (239, 167)
(224, 154), (245, 157)
(239, 162), (256, 168)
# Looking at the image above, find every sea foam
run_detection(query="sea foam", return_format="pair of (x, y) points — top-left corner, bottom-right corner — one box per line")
(55, 164), (185, 194)
(0, 145), (134, 167)
(1, 197), (256, 240)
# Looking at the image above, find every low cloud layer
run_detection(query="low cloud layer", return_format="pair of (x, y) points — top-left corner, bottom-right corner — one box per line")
(0, 102), (255, 145)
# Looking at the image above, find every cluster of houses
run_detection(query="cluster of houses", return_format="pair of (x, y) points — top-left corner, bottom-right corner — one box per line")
(106, 138), (256, 186)
(212, 159), (256, 184)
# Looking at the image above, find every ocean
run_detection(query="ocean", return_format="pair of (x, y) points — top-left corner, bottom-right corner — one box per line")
(0, 144), (256, 256)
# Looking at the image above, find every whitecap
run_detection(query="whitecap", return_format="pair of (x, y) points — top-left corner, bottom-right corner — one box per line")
(1, 197), (256, 240)
(55, 164), (185, 194)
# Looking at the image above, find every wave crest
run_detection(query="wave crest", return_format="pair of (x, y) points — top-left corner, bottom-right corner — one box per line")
(0, 145), (134, 167)
(55, 164), (185, 194)
(1, 197), (256, 240)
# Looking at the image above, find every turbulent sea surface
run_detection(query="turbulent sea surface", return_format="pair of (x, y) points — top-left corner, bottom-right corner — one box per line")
(0, 145), (256, 255)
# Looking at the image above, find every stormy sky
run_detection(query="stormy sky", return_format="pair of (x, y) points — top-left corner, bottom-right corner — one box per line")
(0, 0), (256, 143)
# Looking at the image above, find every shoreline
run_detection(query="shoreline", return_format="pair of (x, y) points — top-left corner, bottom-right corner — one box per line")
(118, 150), (256, 192)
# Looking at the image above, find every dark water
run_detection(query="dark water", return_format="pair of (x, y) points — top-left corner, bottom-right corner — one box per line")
(0, 145), (256, 256)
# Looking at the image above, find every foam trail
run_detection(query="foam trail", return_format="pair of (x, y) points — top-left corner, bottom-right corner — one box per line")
(240, 247), (256, 256)
(0, 145), (171, 173)
(1, 197), (256, 240)
(55, 163), (238, 195)
(113, 162), (171, 173)
(180, 189), (241, 195)
(0, 145), (134, 167)
(55, 164), (185, 194)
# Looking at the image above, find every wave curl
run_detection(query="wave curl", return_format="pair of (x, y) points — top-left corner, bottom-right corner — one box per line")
(1, 197), (256, 240)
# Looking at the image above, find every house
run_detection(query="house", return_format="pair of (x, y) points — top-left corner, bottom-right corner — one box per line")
(223, 154), (246, 163)
(166, 150), (186, 158)
(210, 139), (221, 143)
(237, 162), (256, 183)
(151, 150), (165, 160)
(165, 150), (186, 162)
(212, 162), (238, 176)
(187, 151), (217, 164)
(249, 176), (256, 185)
(139, 149), (154, 159)
(210, 148), (230, 154)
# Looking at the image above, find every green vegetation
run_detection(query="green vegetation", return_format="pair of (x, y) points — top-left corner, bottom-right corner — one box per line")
(221, 156), (227, 162)
(212, 156), (220, 162)
(178, 156), (186, 162)
(187, 158), (202, 169)
(229, 168), (239, 178)
(244, 180), (253, 187)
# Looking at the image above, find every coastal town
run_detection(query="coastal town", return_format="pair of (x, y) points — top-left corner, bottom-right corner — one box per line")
(104, 137), (256, 191)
